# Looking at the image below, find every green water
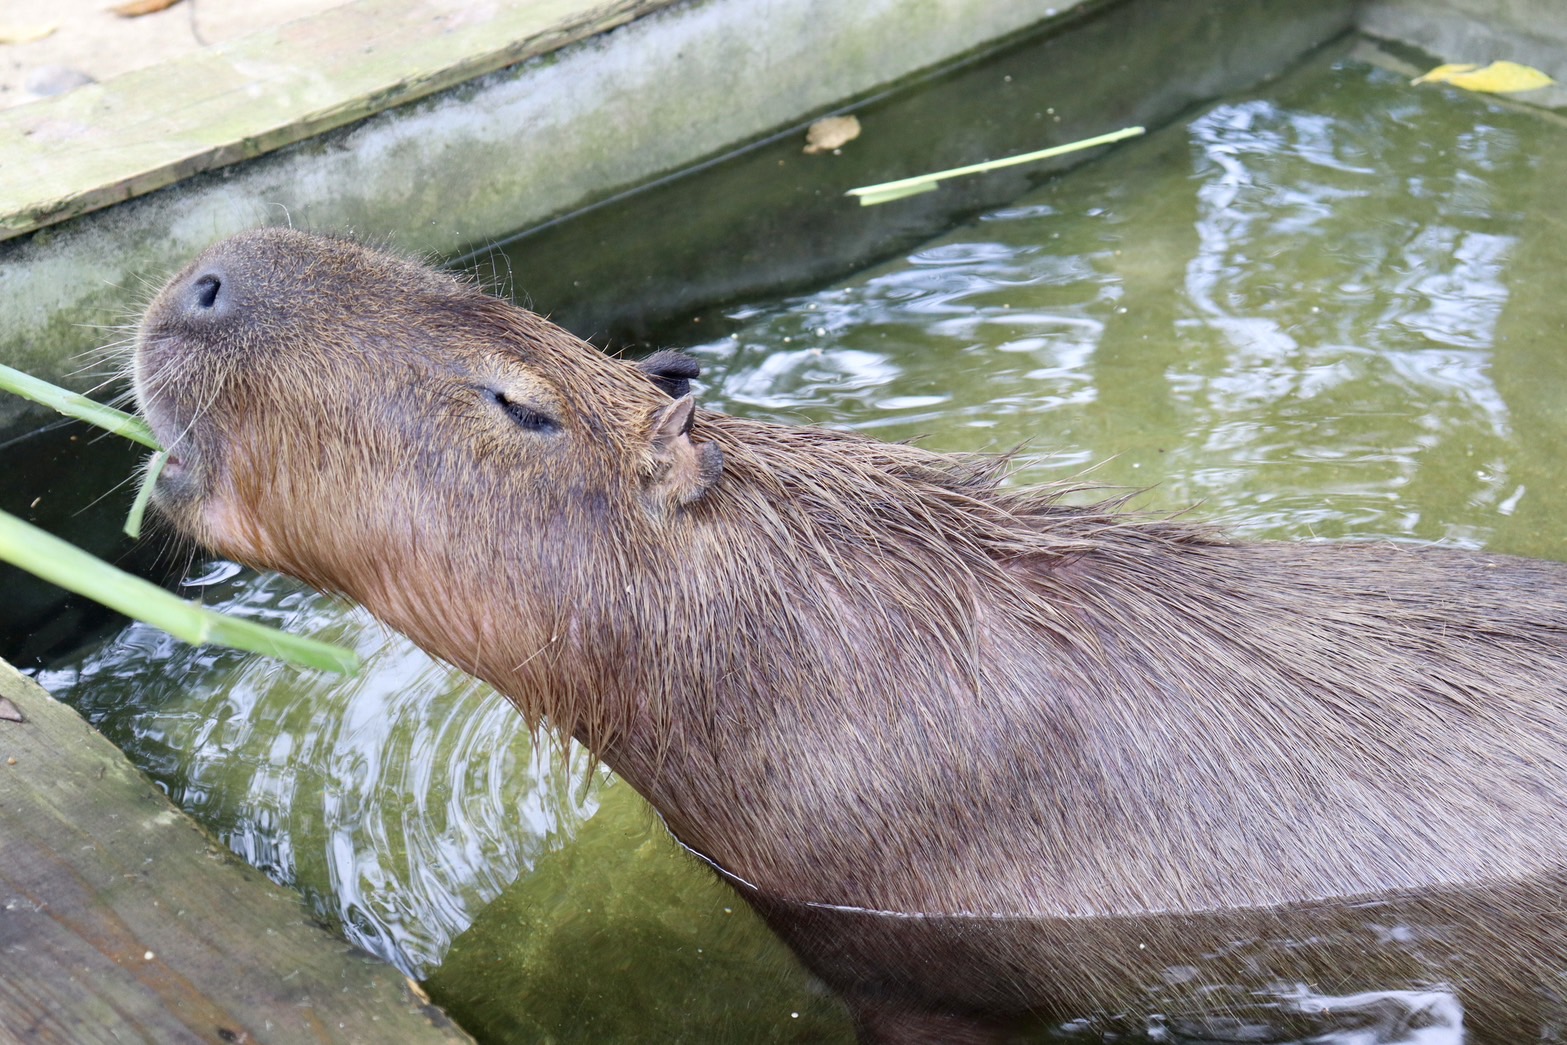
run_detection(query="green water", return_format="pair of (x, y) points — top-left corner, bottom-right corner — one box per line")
(37, 51), (1567, 1043)
(683, 56), (1567, 557)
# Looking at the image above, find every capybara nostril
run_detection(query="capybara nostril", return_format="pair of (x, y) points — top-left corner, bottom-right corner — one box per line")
(181, 267), (230, 322)
(192, 274), (221, 308)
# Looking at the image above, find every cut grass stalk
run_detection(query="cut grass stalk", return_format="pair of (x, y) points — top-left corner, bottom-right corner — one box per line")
(123, 450), (168, 539)
(2, 365), (165, 533)
(0, 508), (359, 674)
(2, 368), (359, 674)
(846, 125), (1146, 206)
(0, 363), (159, 449)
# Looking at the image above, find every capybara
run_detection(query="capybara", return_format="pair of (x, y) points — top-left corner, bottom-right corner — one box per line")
(133, 228), (1567, 1043)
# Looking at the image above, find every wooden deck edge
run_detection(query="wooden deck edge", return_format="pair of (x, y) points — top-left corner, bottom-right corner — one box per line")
(0, 0), (678, 241)
(0, 658), (474, 1043)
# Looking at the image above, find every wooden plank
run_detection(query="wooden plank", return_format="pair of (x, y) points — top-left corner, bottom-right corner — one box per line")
(0, 0), (678, 240)
(0, 659), (473, 1044)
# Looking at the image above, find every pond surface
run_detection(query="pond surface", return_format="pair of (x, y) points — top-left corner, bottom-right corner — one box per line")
(35, 46), (1567, 1043)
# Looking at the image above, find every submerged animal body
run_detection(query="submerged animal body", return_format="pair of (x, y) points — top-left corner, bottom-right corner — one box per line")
(134, 228), (1567, 1042)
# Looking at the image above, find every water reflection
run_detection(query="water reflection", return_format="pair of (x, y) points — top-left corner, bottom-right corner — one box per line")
(690, 62), (1558, 557)
(1153, 985), (1464, 1045)
(40, 569), (597, 974)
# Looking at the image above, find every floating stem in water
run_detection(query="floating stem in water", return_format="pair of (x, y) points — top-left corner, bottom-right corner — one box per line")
(846, 125), (1146, 206)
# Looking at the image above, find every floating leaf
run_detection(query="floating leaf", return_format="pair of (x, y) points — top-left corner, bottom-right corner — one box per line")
(1413, 60), (1555, 94)
(0, 364), (160, 449)
(804, 115), (861, 155)
(1414, 62), (1479, 84)
(0, 23), (57, 44)
(0, 509), (360, 674)
(109, 0), (183, 16)
(847, 125), (1145, 207)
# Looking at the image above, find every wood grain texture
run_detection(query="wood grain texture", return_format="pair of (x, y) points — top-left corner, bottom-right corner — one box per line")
(0, 658), (472, 1044)
(0, 0), (678, 240)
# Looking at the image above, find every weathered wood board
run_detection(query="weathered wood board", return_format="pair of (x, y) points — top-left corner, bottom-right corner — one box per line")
(0, 0), (677, 240)
(0, 658), (472, 1044)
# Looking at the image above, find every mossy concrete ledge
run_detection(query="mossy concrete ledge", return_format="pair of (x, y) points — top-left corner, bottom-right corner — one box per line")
(0, 0), (1091, 427)
(0, 657), (472, 1043)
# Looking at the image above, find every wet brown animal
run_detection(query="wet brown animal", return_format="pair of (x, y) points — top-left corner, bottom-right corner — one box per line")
(134, 228), (1567, 1043)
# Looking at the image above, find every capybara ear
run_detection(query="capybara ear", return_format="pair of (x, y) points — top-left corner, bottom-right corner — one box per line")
(645, 394), (723, 509)
(635, 350), (702, 399)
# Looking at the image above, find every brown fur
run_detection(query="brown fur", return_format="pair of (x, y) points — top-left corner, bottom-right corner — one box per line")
(135, 228), (1567, 1042)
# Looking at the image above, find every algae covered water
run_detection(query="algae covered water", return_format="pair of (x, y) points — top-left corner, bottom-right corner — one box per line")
(36, 49), (1567, 1043)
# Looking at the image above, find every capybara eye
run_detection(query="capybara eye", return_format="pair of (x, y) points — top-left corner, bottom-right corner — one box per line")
(486, 388), (560, 434)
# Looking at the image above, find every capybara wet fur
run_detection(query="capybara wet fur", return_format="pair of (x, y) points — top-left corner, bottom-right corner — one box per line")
(134, 228), (1567, 1043)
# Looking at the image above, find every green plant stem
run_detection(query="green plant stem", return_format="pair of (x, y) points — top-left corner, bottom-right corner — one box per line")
(0, 363), (160, 449)
(0, 508), (359, 675)
(847, 125), (1146, 206)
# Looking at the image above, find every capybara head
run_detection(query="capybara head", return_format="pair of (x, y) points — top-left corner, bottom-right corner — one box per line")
(135, 228), (724, 694)
(133, 229), (1126, 754)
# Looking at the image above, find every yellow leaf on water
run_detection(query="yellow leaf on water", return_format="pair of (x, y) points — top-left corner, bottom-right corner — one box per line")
(1411, 63), (1477, 84)
(0, 23), (57, 44)
(1413, 60), (1555, 94)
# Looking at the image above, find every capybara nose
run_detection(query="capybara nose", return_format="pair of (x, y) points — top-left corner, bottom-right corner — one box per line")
(177, 265), (234, 324)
